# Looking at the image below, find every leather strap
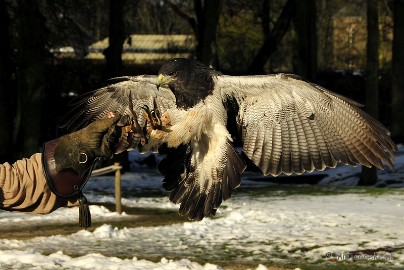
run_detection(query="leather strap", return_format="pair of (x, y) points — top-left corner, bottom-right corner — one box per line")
(42, 139), (93, 198)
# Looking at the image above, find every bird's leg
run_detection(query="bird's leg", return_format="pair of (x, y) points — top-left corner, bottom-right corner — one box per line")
(141, 99), (162, 130)
(141, 105), (175, 145)
(140, 105), (155, 140)
(151, 97), (162, 127)
(123, 111), (148, 145)
(124, 95), (148, 145)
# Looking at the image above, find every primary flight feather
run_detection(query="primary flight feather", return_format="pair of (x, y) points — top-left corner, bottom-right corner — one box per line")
(63, 58), (397, 220)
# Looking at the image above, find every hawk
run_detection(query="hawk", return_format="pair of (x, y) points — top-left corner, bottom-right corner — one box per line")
(63, 58), (397, 220)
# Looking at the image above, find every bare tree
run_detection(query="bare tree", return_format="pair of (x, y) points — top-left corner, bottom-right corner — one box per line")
(104, 0), (126, 78)
(359, 0), (379, 185)
(391, 0), (404, 142)
(248, 0), (295, 74)
(103, 0), (130, 170)
(163, 0), (223, 65)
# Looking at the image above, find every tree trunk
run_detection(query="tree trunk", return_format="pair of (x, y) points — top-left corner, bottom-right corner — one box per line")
(292, 0), (317, 81)
(391, 0), (404, 142)
(360, 0), (379, 185)
(0, 0), (14, 163)
(104, 0), (126, 78)
(103, 0), (129, 170)
(194, 0), (223, 66)
(14, 0), (48, 158)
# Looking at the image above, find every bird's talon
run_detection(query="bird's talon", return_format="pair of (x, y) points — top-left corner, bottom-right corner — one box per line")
(141, 103), (162, 130)
(151, 110), (162, 126)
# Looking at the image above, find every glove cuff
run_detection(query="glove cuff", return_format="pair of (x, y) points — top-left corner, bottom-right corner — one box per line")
(42, 138), (94, 198)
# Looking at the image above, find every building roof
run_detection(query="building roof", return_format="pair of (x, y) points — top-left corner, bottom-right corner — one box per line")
(87, 34), (195, 64)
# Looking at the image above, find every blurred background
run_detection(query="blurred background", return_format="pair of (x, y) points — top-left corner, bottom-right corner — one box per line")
(0, 0), (403, 177)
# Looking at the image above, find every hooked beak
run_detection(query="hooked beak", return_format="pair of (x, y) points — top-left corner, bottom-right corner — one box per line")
(157, 74), (175, 89)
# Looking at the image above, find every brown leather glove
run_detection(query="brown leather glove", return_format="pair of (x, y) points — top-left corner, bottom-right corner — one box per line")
(43, 115), (123, 198)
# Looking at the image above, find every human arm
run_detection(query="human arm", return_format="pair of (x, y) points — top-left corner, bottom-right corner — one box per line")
(0, 115), (124, 216)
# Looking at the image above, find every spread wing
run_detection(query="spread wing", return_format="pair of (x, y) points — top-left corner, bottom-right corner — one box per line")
(217, 74), (397, 176)
(61, 75), (176, 152)
(62, 75), (175, 131)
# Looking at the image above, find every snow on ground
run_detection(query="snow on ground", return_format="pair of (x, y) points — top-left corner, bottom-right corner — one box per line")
(0, 148), (404, 269)
(0, 249), (221, 270)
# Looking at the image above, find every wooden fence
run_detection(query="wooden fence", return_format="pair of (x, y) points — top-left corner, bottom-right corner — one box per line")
(91, 162), (123, 214)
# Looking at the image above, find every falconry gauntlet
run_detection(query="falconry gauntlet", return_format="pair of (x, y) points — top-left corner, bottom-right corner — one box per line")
(42, 115), (123, 198)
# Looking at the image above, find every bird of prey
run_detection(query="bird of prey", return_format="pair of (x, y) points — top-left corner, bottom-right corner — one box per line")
(63, 58), (397, 220)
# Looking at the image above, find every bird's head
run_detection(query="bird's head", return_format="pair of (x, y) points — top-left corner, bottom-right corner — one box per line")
(157, 58), (217, 108)
(157, 58), (193, 89)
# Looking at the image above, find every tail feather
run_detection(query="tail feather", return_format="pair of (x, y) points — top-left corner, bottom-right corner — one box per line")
(159, 140), (246, 220)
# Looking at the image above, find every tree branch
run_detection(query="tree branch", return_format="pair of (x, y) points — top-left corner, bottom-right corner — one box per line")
(163, 0), (197, 34)
(248, 0), (295, 74)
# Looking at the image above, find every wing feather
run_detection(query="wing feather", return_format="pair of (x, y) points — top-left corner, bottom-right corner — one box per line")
(269, 124), (282, 175)
(294, 109), (313, 172)
(309, 116), (331, 170)
(217, 74), (397, 175)
(258, 129), (270, 174)
(280, 120), (292, 174)
(290, 116), (303, 173)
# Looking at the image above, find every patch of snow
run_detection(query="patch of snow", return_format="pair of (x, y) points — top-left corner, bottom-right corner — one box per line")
(0, 250), (221, 270)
